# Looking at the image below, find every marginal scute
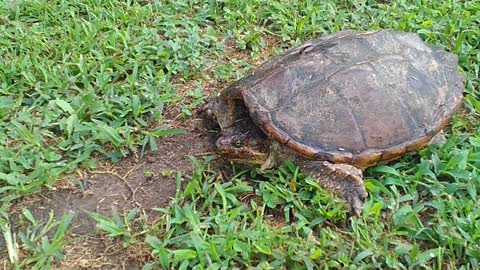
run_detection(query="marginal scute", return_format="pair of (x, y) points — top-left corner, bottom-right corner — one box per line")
(240, 29), (464, 165)
(351, 151), (382, 168)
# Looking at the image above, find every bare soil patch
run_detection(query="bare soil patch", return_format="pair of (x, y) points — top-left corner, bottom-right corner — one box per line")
(1, 36), (281, 269)
(1, 116), (216, 269)
(14, 118), (212, 234)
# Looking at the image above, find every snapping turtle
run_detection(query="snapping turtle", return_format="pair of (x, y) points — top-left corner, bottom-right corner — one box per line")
(205, 30), (464, 215)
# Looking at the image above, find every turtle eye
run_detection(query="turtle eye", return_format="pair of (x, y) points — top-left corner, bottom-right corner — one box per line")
(233, 139), (243, 147)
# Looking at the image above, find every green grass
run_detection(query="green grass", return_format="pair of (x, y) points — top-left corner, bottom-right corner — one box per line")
(1, 0), (480, 269)
(0, 0), (216, 209)
(1, 209), (73, 269)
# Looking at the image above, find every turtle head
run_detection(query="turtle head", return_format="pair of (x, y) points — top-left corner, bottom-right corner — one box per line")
(215, 128), (270, 165)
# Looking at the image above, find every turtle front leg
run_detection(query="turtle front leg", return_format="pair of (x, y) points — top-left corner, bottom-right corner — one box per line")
(303, 161), (368, 216)
(201, 97), (236, 130)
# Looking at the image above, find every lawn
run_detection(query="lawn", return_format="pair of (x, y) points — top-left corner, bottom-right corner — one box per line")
(0, 0), (479, 269)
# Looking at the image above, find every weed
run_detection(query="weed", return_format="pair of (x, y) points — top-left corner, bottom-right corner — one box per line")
(1, 209), (73, 269)
(0, 0), (221, 209)
(1, 0), (480, 268)
(140, 152), (479, 268)
(88, 208), (141, 248)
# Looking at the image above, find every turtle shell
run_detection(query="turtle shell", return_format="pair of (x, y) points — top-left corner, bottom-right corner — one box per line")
(227, 30), (464, 168)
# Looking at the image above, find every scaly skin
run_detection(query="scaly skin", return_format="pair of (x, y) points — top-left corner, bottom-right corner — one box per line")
(202, 96), (237, 129)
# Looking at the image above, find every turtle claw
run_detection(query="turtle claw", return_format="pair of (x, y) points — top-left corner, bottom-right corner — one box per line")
(197, 100), (214, 118)
(344, 190), (368, 217)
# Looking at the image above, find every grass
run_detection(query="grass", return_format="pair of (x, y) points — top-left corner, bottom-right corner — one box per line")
(1, 209), (73, 269)
(0, 0), (479, 269)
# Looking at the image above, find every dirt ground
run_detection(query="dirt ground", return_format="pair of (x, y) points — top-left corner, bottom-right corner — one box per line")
(1, 114), (216, 269)
(0, 37), (280, 270)
(42, 118), (214, 235)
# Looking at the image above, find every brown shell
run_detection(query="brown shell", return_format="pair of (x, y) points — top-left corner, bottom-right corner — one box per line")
(225, 30), (465, 168)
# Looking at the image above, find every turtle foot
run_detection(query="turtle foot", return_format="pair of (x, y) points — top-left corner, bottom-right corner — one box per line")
(343, 186), (367, 217)
(198, 97), (237, 130)
(197, 98), (216, 118)
(304, 161), (368, 216)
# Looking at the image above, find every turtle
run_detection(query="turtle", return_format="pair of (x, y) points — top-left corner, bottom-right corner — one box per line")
(203, 30), (464, 216)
